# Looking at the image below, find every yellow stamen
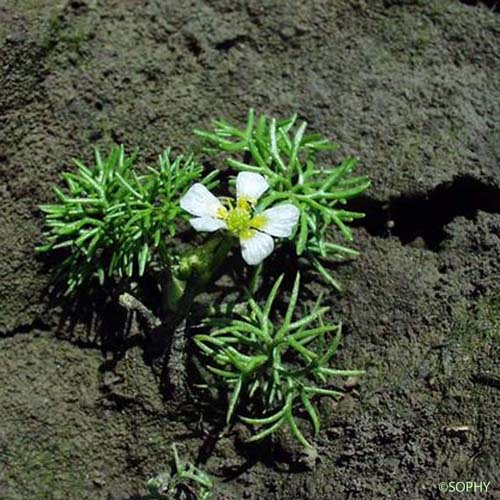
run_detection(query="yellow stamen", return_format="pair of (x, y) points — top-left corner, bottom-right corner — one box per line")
(216, 206), (228, 219)
(250, 214), (266, 230)
(237, 197), (252, 210)
(240, 228), (255, 240)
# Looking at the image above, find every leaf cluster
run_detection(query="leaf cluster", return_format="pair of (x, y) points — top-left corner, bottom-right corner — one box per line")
(195, 109), (370, 290)
(147, 444), (213, 500)
(37, 146), (216, 293)
(195, 273), (363, 448)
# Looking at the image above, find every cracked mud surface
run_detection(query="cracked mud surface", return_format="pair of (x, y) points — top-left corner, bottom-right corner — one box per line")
(1, 1), (499, 498)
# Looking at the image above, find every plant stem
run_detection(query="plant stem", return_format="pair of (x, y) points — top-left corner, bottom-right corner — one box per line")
(164, 233), (236, 319)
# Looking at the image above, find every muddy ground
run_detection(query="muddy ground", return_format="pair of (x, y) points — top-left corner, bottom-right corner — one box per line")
(1, 0), (499, 499)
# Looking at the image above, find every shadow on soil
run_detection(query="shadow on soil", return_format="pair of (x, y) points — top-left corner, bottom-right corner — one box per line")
(351, 175), (500, 250)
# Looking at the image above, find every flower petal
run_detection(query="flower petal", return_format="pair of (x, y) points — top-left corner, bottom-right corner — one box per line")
(180, 183), (223, 217)
(259, 204), (300, 237)
(236, 172), (269, 203)
(190, 217), (227, 232)
(240, 231), (274, 265)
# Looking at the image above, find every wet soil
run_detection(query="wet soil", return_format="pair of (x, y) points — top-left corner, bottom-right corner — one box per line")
(1, 1), (499, 499)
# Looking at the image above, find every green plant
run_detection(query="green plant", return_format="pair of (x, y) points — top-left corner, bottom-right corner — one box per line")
(147, 444), (214, 500)
(195, 108), (370, 289)
(37, 146), (217, 294)
(195, 272), (363, 448)
(38, 109), (368, 449)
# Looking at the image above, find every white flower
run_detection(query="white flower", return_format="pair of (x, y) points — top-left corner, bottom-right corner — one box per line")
(180, 172), (300, 265)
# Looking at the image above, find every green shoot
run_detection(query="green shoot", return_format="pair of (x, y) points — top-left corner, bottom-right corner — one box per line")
(195, 273), (364, 448)
(147, 444), (214, 500)
(37, 146), (217, 294)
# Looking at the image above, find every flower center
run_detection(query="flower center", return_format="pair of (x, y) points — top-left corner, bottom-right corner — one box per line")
(226, 206), (252, 234)
(217, 198), (266, 239)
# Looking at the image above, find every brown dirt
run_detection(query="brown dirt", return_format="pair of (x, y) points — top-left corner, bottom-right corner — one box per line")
(1, 1), (499, 499)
